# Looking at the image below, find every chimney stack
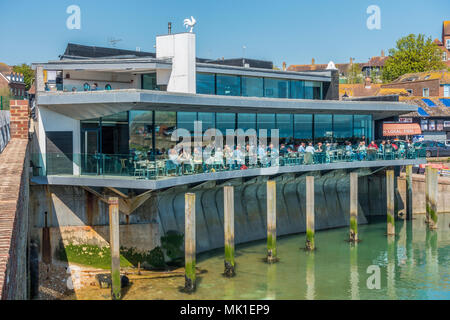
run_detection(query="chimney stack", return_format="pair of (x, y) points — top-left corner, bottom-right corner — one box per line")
(168, 22), (172, 34)
(311, 58), (315, 65)
(381, 49), (385, 57)
(282, 62), (286, 71)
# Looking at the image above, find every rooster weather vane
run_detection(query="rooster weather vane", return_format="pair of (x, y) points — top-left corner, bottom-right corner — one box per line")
(183, 16), (196, 32)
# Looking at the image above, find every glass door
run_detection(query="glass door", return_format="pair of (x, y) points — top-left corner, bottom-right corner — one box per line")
(81, 128), (101, 175)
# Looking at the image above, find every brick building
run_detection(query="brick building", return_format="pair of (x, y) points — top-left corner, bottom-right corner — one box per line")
(434, 21), (450, 68)
(380, 70), (450, 98)
(0, 63), (27, 99)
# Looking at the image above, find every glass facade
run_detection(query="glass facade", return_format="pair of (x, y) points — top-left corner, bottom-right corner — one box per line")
(80, 110), (373, 174)
(142, 73), (157, 90)
(216, 74), (241, 96)
(196, 73), (324, 100)
(196, 73), (215, 94)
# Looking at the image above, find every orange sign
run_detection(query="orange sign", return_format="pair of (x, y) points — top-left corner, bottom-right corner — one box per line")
(383, 123), (421, 136)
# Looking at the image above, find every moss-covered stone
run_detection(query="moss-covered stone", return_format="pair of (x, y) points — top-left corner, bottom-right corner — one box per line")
(161, 230), (184, 262)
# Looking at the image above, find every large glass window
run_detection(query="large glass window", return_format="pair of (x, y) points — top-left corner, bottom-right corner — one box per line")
(101, 112), (129, 155)
(257, 113), (276, 137)
(155, 111), (176, 157)
(293, 114), (313, 142)
(264, 78), (289, 98)
(242, 76), (263, 97)
(353, 115), (372, 142)
(289, 80), (305, 99)
(196, 73), (215, 94)
(216, 74), (241, 96)
(216, 113), (236, 141)
(304, 81), (322, 100)
(314, 114), (333, 143)
(198, 112), (215, 133)
(333, 114), (353, 143)
(129, 111), (153, 158)
(276, 114), (293, 144)
(177, 112), (197, 135)
(237, 113), (256, 132)
(142, 73), (157, 90)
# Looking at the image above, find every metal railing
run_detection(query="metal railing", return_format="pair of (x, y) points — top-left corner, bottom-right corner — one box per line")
(31, 146), (425, 180)
(0, 111), (10, 153)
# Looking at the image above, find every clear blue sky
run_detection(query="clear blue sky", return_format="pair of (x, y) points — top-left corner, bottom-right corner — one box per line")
(0, 0), (448, 67)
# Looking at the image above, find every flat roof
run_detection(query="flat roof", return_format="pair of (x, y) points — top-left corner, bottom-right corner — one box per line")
(37, 89), (418, 121)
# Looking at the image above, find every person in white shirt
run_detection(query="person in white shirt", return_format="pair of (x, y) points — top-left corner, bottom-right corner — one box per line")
(304, 142), (315, 164)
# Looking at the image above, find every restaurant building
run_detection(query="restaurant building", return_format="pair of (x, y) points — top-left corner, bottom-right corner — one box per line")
(31, 29), (419, 188)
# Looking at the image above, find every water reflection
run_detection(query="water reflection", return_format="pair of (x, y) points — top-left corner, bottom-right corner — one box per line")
(349, 244), (359, 300)
(305, 252), (315, 300)
(266, 263), (277, 300)
(387, 236), (396, 299)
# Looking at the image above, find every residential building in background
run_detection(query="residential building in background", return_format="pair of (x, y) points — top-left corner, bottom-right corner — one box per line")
(434, 20), (450, 68)
(0, 63), (26, 100)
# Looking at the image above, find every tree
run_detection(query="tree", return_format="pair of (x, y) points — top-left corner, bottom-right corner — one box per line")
(0, 87), (12, 110)
(13, 63), (34, 90)
(347, 63), (363, 84)
(382, 34), (446, 82)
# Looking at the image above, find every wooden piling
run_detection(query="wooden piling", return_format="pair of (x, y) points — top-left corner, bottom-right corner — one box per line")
(425, 165), (430, 224)
(306, 176), (315, 250)
(224, 186), (235, 276)
(405, 165), (413, 220)
(386, 170), (395, 236)
(427, 168), (438, 230)
(108, 197), (121, 300)
(185, 193), (196, 291)
(266, 180), (277, 263)
(349, 172), (358, 242)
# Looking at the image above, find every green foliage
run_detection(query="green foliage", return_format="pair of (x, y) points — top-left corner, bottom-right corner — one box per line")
(57, 243), (133, 269)
(0, 87), (11, 110)
(12, 63), (34, 90)
(382, 34), (446, 82)
(347, 63), (363, 84)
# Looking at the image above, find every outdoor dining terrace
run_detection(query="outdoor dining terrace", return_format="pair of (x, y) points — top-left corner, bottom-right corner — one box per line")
(32, 143), (425, 181)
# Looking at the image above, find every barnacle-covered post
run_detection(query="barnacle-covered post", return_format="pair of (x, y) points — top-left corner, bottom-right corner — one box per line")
(266, 180), (277, 263)
(108, 197), (121, 300)
(306, 176), (315, 250)
(349, 172), (358, 242)
(185, 193), (196, 292)
(224, 186), (235, 276)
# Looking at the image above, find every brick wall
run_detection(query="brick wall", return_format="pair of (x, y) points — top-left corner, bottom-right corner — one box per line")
(381, 79), (440, 97)
(9, 100), (29, 140)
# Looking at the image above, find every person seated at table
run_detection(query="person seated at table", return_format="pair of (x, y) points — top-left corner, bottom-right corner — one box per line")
(356, 141), (367, 161)
(268, 143), (280, 166)
(214, 147), (224, 169)
(193, 147), (203, 172)
(379, 140), (386, 152)
(304, 142), (315, 164)
(345, 142), (354, 160)
(258, 143), (268, 167)
(279, 144), (288, 157)
(179, 149), (193, 174)
(315, 142), (325, 163)
(297, 142), (306, 154)
(167, 147), (181, 175)
(224, 144), (234, 169)
(232, 145), (245, 169)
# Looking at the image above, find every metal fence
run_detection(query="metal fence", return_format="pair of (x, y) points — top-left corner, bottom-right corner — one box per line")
(0, 111), (10, 153)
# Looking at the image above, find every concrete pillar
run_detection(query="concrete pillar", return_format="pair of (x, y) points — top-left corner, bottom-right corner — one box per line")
(386, 170), (395, 236)
(427, 168), (438, 229)
(405, 165), (413, 219)
(224, 186), (235, 276)
(349, 172), (358, 242)
(184, 193), (196, 291)
(108, 197), (121, 300)
(306, 176), (315, 250)
(266, 180), (277, 263)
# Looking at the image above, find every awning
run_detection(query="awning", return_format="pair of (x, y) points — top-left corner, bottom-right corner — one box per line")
(383, 123), (421, 136)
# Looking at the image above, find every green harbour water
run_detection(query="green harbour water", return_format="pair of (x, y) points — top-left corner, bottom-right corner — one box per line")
(77, 214), (450, 300)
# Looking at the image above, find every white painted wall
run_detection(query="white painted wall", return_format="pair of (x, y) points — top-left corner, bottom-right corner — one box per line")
(156, 33), (196, 93)
(38, 106), (80, 175)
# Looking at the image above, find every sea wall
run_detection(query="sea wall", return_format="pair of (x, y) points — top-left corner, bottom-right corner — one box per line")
(156, 170), (385, 253)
